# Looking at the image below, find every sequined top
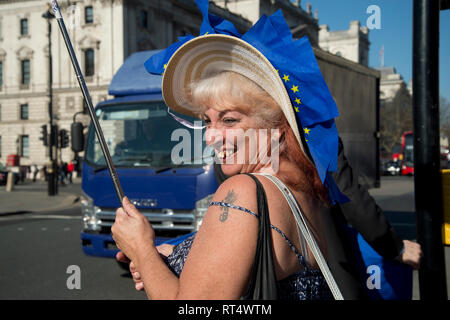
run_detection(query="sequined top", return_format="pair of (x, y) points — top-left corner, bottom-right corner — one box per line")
(165, 201), (333, 300)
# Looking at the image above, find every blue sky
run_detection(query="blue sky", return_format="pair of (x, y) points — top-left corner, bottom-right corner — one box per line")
(303, 0), (450, 101)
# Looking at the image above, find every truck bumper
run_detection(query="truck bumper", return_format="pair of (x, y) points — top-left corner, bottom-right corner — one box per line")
(81, 231), (196, 258)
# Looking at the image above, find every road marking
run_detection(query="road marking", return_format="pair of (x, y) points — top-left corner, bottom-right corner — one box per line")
(32, 215), (80, 220)
(0, 214), (80, 222)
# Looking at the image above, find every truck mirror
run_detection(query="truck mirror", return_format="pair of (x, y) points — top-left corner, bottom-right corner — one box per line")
(71, 122), (84, 152)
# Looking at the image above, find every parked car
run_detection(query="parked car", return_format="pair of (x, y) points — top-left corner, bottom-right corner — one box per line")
(0, 162), (19, 185)
(383, 160), (401, 176)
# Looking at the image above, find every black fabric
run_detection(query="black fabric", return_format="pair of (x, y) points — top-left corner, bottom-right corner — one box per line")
(319, 137), (404, 299)
(240, 173), (278, 300)
(320, 205), (368, 299)
(331, 137), (404, 259)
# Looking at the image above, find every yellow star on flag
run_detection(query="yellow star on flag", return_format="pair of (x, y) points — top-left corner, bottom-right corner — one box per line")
(161, 64), (168, 75)
(295, 98), (302, 105)
(304, 127), (310, 135)
(282, 74), (290, 83)
(291, 85), (299, 93)
(294, 106), (299, 112)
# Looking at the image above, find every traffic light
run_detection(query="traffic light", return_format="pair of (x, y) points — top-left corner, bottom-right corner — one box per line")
(40, 124), (48, 146)
(71, 122), (84, 152)
(51, 125), (58, 147)
(59, 129), (69, 148)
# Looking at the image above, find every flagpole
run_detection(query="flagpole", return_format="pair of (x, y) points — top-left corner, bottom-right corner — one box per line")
(49, 0), (125, 206)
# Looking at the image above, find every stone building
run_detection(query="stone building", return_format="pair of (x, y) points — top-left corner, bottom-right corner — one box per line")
(0, 0), (250, 167)
(213, 0), (320, 45)
(377, 66), (409, 102)
(318, 20), (370, 67)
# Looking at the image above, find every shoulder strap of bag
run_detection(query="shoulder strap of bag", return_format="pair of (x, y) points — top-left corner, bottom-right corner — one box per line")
(253, 173), (344, 300)
(241, 173), (278, 300)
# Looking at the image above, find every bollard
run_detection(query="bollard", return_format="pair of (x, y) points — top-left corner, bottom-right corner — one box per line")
(442, 170), (450, 245)
(6, 172), (14, 192)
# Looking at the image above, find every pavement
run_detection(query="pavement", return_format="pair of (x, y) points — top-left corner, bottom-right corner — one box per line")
(0, 177), (82, 215)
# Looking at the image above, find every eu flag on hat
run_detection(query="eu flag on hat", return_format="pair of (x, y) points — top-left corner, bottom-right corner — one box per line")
(145, 0), (348, 204)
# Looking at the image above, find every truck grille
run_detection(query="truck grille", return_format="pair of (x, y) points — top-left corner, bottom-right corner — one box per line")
(96, 208), (197, 235)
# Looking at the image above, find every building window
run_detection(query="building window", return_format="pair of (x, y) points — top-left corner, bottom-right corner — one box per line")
(20, 135), (29, 157)
(0, 61), (3, 87)
(85, 6), (94, 24)
(20, 18), (28, 36)
(21, 59), (30, 85)
(84, 49), (94, 77)
(20, 104), (28, 120)
(141, 11), (148, 29)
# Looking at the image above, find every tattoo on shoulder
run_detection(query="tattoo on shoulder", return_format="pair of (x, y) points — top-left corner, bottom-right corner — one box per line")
(219, 189), (237, 222)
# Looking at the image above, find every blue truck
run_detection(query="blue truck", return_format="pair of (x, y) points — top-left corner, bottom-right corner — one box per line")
(79, 50), (217, 261)
(77, 47), (381, 266)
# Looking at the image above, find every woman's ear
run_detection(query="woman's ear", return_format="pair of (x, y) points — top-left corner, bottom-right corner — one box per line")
(267, 128), (284, 156)
(273, 127), (286, 144)
(274, 127), (287, 156)
(279, 130), (286, 143)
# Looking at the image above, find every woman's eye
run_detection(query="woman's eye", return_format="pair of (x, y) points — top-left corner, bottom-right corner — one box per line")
(203, 119), (211, 125)
(223, 118), (237, 125)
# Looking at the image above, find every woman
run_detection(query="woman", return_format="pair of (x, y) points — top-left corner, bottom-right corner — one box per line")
(112, 6), (343, 300)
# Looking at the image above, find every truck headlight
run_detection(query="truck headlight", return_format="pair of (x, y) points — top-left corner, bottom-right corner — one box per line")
(81, 191), (102, 231)
(194, 194), (214, 230)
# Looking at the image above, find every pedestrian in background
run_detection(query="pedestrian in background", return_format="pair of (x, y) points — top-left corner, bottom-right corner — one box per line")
(67, 161), (74, 184)
(59, 162), (67, 185)
(32, 164), (38, 182)
(43, 165), (48, 181)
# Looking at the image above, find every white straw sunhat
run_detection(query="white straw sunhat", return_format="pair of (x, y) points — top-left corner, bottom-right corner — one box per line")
(161, 34), (310, 159)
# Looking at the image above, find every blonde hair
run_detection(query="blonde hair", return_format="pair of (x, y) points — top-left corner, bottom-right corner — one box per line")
(189, 71), (330, 205)
(189, 71), (283, 128)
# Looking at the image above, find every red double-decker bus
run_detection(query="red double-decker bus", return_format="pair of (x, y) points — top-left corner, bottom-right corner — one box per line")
(401, 131), (414, 175)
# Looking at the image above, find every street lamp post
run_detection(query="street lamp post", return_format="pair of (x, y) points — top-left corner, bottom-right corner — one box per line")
(42, 8), (58, 196)
(413, 0), (447, 300)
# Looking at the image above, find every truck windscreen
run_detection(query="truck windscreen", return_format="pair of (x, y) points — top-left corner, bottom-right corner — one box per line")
(85, 101), (210, 168)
